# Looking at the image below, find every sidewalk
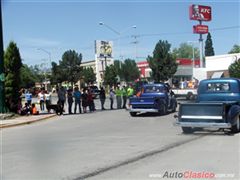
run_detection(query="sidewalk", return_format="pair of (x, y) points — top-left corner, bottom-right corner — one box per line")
(0, 113), (56, 129)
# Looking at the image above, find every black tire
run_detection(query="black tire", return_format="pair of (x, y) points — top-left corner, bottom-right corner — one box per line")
(231, 116), (240, 133)
(171, 102), (177, 112)
(130, 112), (137, 117)
(186, 92), (193, 100)
(161, 104), (167, 115)
(182, 127), (193, 134)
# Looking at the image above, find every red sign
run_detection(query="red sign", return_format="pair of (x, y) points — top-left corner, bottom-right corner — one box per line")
(189, 4), (212, 21)
(193, 25), (209, 34)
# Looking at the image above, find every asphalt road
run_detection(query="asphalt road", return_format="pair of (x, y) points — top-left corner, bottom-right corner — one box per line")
(1, 99), (240, 180)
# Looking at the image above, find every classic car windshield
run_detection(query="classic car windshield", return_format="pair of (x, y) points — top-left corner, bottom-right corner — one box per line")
(144, 86), (165, 93)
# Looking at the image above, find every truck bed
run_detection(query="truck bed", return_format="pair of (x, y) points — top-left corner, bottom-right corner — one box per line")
(175, 102), (234, 128)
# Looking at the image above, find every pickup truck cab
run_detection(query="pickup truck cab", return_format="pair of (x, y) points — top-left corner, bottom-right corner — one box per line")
(129, 83), (177, 116)
(175, 78), (240, 133)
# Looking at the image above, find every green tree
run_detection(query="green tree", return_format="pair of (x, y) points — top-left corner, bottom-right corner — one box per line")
(172, 42), (200, 59)
(228, 44), (240, 54)
(30, 64), (48, 82)
(50, 62), (64, 85)
(104, 64), (118, 86)
(20, 64), (38, 88)
(121, 59), (140, 82)
(147, 40), (177, 82)
(59, 50), (82, 86)
(113, 60), (123, 80)
(4, 41), (22, 112)
(82, 67), (96, 85)
(228, 58), (240, 78)
(205, 33), (215, 56)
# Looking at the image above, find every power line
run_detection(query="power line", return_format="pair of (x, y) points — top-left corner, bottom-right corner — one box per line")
(119, 25), (240, 39)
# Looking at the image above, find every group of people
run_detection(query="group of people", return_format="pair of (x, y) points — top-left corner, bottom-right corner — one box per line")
(108, 85), (134, 110)
(18, 84), (135, 116)
(17, 89), (51, 116)
(60, 84), (135, 114)
(58, 86), (95, 114)
(18, 90), (39, 115)
(177, 78), (199, 89)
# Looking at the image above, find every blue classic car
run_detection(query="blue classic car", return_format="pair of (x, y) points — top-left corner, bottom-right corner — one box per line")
(175, 78), (240, 134)
(129, 83), (177, 116)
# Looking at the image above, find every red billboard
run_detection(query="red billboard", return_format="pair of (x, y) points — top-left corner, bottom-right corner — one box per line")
(193, 25), (208, 34)
(189, 4), (212, 21)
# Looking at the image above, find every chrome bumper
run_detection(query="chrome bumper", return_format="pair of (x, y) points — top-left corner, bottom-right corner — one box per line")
(175, 122), (232, 128)
(130, 108), (159, 113)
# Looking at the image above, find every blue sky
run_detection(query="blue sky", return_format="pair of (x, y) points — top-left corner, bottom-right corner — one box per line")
(2, 0), (240, 67)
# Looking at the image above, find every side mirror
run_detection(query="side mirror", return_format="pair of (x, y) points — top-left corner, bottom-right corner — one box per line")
(174, 114), (178, 118)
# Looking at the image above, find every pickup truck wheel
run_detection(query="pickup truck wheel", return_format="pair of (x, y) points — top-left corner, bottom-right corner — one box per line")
(161, 105), (167, 115)
(186, 92), (194, 100)
(182, 127), (193, 134)
(172, 102), (177, 112)
(231, 116), (240, 133)
(130, 112), (137, 117)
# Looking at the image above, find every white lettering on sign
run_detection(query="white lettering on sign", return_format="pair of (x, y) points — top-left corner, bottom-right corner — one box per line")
(201, 8), (210, 13)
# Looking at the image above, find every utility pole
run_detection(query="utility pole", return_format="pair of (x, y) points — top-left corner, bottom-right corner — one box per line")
(199, 21), (204, 68)
(0, 1), (6, 113)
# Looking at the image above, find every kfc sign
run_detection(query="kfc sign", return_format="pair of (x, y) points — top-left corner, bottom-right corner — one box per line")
(193, 25), (209, 34)
(189, 4), (212, 21)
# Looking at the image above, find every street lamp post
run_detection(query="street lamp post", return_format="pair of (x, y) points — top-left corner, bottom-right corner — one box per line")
(37, 48), (51, 90)
(188, 41), (199, 69)
(37, 48), (51, 69)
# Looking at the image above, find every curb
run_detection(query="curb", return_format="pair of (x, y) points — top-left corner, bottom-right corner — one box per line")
(0, 114), (57, 129)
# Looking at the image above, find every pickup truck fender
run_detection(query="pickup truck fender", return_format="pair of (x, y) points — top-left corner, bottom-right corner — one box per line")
(227, 105), (240, 125)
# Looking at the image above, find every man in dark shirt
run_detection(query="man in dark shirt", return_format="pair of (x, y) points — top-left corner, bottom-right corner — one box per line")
(99, 87), (106, 110)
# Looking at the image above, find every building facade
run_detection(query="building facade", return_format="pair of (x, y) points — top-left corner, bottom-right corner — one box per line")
(136, 58), (200, 81)
(80, 53), (239, 88)
(205, 53), (240, 78)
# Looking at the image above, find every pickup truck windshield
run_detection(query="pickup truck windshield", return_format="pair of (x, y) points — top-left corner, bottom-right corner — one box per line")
(144, 86), (165, 93)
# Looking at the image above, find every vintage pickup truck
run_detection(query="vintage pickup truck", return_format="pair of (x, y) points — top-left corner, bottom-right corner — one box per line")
(175, 78), (240, 133)
(172, 88), (197, 100)
(129, 83), (177, 116)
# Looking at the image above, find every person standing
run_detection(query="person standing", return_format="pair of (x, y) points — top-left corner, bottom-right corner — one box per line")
(81, 88), (88, 113)
(109, 88), (115, 110)
(38, 89), (45, 111)
(73, 86), (82, 114)
(87, 88), (94, 112)
(127, 85), (134, 108)
(122, 86), (128, 109)
(127, 85), (134, 98)
(25, 89), (32, 106)
(67, 89), (74, 114)
(58, 86), (66, 112)
(99, 87), (106, 110)
(45, 90), (52, 113)
(115, 86), (122, 109)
